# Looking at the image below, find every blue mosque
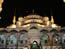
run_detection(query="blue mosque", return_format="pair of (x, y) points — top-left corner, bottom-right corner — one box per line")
(0, 14), (65, 49)
(0, 0), (65, 49)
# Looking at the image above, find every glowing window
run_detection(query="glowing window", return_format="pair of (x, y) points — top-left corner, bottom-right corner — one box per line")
(8, 35), (17, 45)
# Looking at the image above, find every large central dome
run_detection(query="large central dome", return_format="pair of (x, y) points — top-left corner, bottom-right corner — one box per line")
(7, 14), (61, 28)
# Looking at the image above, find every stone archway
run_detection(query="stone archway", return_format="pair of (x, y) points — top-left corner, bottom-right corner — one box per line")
(30, 41), (40, 49)
(28, 29), (40, 44)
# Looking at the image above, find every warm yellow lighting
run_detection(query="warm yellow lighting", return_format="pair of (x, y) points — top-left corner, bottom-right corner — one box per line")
(63, 0), (65, 2)
(24, 19), (43, 23)
(51, 24), (61, 28)
(51, 16), (61, 28)
(0, 7), (2, 12)
(18, 17), (23, 21)
(37, 24), (46, 27)
(34, 19), (43, 23)
(7, 16), (16, 28)
(17, 21), (22, 27)
(44, 17), (49, 21)
(0, 0), (4, 12)
(46, 21), (50, 26)
(0, 0), (3, 3)
(51, 16), (57, 28)
(13, 16), (16, 25)
(7, 24), (16, 28)
(11, 24), (16, 28)
(51, 24), (57, 28)
(22, 24), (31, 27)
(25, 15), (41, 19)
(51, 16), (54, 24)
(0, 4), (2, 7)
(24, 20), (33, 23)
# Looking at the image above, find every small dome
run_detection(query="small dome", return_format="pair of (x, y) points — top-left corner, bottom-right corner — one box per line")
(43, 17), (49, 21)
(18, 17), (23, 21)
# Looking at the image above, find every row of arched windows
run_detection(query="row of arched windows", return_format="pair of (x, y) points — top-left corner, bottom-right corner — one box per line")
(0, 34), (28, 45)
(40, 33), (65, 46)
(0, 33), (65, 46)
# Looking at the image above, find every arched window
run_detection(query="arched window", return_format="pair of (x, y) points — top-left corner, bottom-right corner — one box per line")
(19, 34), (28, 44)
(52, 34), (61, 44)
(7, 34), (17, 45)
(62, 34), (65, 43)
(20, 34), (25, 39)
(0, 34), (6, 45)
(40, 34), (49, 45)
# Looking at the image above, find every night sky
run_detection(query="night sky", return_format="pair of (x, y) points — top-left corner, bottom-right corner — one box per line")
(0, 0), (65, 27)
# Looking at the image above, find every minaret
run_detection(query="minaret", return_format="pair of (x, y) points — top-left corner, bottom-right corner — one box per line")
(7, 8), (16, 28)
(13, 8), (16, 25)
(13, 16), (16, 25)
(50, 8), (54, 24)
(50, 8), (57, 28)
(51, 16), (54, 24)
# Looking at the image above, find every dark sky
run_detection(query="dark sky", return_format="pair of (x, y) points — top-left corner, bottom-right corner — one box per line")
(0, 0), (65, 27)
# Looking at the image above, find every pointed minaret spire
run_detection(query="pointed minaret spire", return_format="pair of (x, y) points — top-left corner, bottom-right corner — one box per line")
(13, 16), (16, 25)
(13, 8), (16, 25)
(50, 8), (54, 24)
(51, 16), (54, 24)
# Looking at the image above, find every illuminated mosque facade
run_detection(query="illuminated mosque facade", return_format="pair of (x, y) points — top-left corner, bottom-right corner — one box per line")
(0, 14), (65, 49)
(0, 0), (65, 49)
